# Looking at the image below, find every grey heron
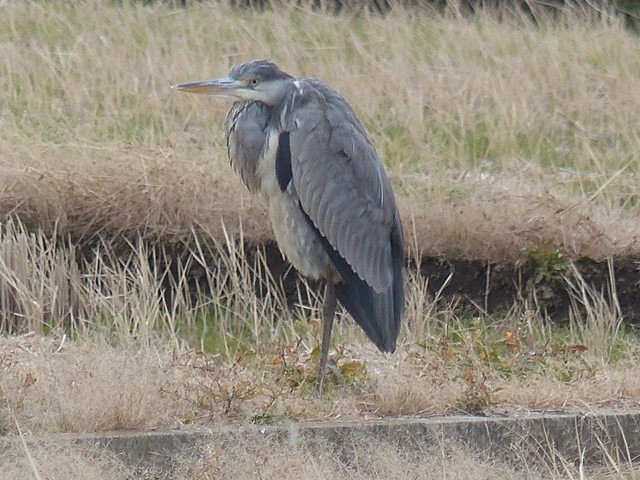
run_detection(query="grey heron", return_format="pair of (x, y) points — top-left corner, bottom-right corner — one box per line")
(173, 60), (404, 393)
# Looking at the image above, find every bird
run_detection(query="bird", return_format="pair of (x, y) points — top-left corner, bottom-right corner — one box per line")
(172, 60), (404, 393)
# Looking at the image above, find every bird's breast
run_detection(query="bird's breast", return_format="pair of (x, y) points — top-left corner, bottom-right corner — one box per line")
(256, 129), (340, 283)
(256, 130), (282, 198)
(267, 192), (340, 282)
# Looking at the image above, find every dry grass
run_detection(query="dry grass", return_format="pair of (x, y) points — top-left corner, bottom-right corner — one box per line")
(164, 433), (548, 480)
(0, 218), (639, 437)
(2, 1), (640, 476)
(0, 434), (566, 480)
(2, 258), (640, 435)
(1, 1), (640, 259)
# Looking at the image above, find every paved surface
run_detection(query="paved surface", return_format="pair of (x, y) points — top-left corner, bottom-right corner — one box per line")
(3, 411), (640, 469)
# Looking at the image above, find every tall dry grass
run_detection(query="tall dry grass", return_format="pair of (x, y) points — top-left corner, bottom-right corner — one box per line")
(1, 218), (639, 432)
(1, 219), (640, 477)
(0, 219), (302, 353)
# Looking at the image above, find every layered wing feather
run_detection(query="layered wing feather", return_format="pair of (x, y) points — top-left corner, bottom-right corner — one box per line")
(282, 79), (404, 352)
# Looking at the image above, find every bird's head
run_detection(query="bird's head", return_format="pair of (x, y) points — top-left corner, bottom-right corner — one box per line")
(172, 59), (293, 106)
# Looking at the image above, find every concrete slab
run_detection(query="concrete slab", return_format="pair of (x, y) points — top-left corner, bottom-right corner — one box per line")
(3, 411), (640, 470)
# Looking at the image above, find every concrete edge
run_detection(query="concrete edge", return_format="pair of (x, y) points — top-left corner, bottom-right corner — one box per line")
(3, 411), (640, 468)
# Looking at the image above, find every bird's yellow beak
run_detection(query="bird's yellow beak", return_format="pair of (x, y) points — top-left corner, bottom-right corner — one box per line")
(171, 77), (239, 96)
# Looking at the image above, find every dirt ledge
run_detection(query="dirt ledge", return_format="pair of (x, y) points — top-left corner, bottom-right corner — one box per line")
(52, 235), (640, 326)
(249, 240), (640, 323)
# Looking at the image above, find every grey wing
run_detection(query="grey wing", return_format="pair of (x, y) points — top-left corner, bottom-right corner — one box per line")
(287, 83), (400, 293)
(225, 101), (271, 194)
(285, 81), (404, 351)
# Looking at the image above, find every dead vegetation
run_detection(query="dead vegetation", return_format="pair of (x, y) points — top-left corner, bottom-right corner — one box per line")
(2, 2), (640, 261)
(2, 1), (640, 477)
(0, 222), (639, 435)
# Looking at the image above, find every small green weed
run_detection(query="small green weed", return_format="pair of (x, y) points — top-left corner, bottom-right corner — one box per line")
(521, 241), (569, 284)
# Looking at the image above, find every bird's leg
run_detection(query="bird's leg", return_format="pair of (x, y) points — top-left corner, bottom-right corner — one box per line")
(315, 281), (336, 395)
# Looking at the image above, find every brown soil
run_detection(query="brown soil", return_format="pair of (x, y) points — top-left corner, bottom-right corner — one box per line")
(421, 255), (640, 322)
(93, 235), (640, 326)
(259, 243), (640, 324)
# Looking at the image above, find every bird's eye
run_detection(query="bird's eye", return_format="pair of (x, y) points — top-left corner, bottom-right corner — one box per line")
(250, 78), (259, 86)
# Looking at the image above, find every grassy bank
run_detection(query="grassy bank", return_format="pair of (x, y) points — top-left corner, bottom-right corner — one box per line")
(1, 1), (640, 259)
